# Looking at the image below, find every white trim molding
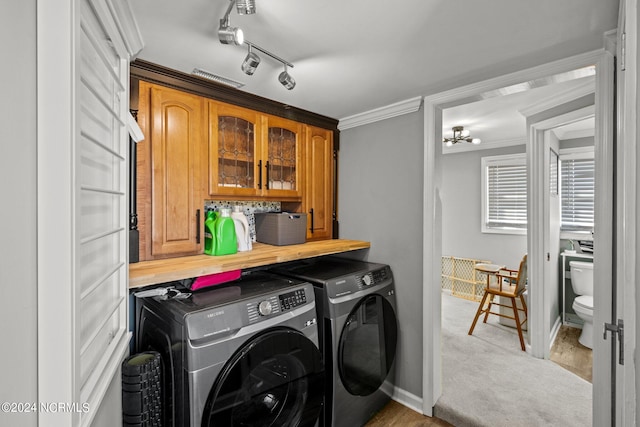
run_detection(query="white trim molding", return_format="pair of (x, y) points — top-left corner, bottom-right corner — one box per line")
(519, 77), (595, 117)
(387, 383), (423, 415)
(338, 96), (422, 130)
(107, 0), (144, 57)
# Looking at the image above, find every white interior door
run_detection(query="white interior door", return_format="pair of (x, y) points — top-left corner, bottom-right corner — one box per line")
(591, 37), (616, 427)
(613, 1), (637, 424)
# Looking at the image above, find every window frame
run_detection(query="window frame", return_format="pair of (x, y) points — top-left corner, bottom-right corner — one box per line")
(559, 146), (595, 240)
(481, 153), (527, 235)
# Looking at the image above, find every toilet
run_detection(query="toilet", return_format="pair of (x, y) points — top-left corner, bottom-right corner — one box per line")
(569, 260), (594, 349)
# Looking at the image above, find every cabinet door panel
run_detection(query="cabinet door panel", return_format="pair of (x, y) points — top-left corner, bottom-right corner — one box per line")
(264, 116), (303, 199)
(209, 102), (261, 197)
(304, 126), (333, 240)
(150, 85), (205, 256)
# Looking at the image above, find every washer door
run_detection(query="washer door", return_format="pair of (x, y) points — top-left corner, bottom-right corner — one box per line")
(338, 294), (398, 396)
(201, 327), (324, 427)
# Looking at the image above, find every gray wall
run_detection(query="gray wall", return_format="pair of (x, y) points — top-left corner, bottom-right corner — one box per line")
(338, 109), (424, 398)
(0, 2), (37, 426)
(440, 145), (528, 269)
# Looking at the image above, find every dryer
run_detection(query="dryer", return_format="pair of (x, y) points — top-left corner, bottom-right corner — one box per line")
(272, 257), (398, 427)
(135, 271), (324, 427)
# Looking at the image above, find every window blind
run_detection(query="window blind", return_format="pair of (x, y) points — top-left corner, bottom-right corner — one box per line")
(561, 158), (594, 232)
(486, 163), (527, 229)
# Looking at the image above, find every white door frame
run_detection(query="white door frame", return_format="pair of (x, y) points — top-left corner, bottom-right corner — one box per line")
(526, 104), (596, 360)
(615, 0), (637, 424)
(422, 49), (611, 417)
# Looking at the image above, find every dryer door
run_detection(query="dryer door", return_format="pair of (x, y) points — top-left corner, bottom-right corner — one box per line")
(337, 294), (398, 396)
(201, 327), (324, 427)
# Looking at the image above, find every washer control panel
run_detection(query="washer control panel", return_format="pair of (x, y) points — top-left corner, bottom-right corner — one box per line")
(279, 288), (307, 311)
(247, 288), (308, 323)
(247, 295), (280, 323)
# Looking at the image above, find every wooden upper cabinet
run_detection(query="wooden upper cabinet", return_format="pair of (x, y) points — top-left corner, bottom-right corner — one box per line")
(134, 73), (338, 261)
(303, 126), (334, 240)
(143, 82), (206, 258)
(262, 115), (303, 199)
(208, 101), (303, 200)
(209, 101), (261, 197)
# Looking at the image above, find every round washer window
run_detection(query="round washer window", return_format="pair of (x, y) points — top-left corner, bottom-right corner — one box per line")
(202, 328), (324, 427)
(338, 294), (398, 396)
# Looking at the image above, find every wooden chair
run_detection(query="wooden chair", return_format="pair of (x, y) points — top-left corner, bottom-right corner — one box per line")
(468, 254), (528, 351)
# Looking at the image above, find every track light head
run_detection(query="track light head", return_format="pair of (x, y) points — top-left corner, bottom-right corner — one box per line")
(218, 22), (244, 45)
(241, 48), (260, 75)
(278, 66), (295, 90)
(236, 0), (256, 15)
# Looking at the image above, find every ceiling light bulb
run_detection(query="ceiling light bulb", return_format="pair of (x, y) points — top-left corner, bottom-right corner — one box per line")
(236, 0), (256, 15)
(472, 138), (481, 144)
(241, 50), (261, 75)
(278, 67), (295, 90)
(218, 25), (244, 45)
(445, 140), (453, 147)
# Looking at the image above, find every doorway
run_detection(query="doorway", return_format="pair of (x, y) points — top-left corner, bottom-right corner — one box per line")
(422, 48), (615, 423)
(436, 77), (596, 423)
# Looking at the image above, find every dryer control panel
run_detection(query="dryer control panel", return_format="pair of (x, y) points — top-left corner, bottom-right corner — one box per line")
(325, 265), (393, 299)
(358, 268), (390, 288)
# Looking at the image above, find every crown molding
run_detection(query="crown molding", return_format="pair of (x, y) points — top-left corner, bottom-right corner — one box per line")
(108, 0), (145, 57)
(338, 96), (423, 130)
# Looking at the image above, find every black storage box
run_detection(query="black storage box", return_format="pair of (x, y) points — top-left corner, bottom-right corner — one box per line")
(254, 212), (307, 245)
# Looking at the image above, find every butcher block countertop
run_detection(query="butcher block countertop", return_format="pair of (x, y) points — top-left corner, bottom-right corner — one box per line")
(128, 239), (371, 289)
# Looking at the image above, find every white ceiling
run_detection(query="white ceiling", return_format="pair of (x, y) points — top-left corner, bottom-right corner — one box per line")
(442, 75), (596, 148)
(130, 0), (617, 122)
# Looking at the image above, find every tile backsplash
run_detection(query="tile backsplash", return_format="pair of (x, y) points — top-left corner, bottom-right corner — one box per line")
(204, 200), (281, 242)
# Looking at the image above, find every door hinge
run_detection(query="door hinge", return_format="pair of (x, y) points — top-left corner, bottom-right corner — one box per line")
(621, 32), (626, 71)
(603, 319), (624, 365)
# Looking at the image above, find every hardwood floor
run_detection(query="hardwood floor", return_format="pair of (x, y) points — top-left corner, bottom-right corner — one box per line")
(365, 400), (453, 427)
(550, 324), (593, 382)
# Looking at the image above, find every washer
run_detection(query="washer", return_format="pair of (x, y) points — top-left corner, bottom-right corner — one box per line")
(135, 271), (324, 427)
(271, 257), (398, 427)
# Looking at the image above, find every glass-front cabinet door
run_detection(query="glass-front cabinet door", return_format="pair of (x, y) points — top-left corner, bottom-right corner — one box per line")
(209, 101), (261, 197)
(262, 116), (303, 199)
(209, 102), (302, 199)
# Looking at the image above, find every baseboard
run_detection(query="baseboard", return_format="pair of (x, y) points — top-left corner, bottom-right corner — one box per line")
(384, 381), (424, 414)
(549, 315), (562, 351)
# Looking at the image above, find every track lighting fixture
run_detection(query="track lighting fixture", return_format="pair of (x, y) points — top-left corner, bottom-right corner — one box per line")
(235, 0), (256, 15)
(241, 45), (260, 75)
(217, 0), (297, 89)
(278, 65), (296, 90)
(218, 24), (243, 45)
(244, 41), (296, 90)
(443, 126), (481, 147)
(218, 0), (244, 45)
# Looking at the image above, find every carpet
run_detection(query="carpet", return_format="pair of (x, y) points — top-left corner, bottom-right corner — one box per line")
(434, 293), (592, 427)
